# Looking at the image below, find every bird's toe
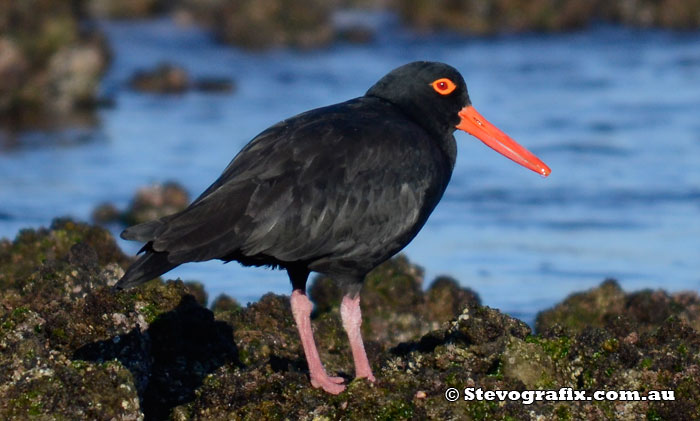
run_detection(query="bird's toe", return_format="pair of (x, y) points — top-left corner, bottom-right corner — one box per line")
(311, 376), (346, 394)
(357, 373), (376, 383)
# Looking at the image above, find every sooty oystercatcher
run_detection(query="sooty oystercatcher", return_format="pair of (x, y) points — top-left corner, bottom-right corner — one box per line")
(114, 61), (550, 394)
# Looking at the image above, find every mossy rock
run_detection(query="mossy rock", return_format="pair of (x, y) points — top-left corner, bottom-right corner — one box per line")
(2, 220), (700, 419)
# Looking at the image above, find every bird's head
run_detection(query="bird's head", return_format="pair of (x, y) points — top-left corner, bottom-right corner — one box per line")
(366, 61), (550, 177)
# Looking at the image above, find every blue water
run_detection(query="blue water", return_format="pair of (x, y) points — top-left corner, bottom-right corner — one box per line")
(2, 18), (700, 324)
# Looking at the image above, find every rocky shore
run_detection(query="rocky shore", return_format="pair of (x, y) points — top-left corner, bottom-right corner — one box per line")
(2, 0), (698, 130)
(1, 219), (698, 420)
(0, 1), (109, 130)
(90, 0), (700, 50)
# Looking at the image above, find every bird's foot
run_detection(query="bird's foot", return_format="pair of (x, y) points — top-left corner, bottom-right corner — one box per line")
(356, 372), (376, 383)
(311, 374), (346, 394)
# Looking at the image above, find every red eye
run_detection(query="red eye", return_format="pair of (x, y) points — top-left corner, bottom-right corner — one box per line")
(431, 78), (456, 95)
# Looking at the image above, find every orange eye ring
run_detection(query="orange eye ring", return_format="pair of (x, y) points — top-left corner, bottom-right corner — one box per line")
(431, 78), (456, 95)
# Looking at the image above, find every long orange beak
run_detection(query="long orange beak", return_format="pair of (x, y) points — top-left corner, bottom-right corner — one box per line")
(456, 105), (551, 177)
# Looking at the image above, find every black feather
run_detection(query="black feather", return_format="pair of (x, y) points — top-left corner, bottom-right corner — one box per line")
(113, 245), (178, 290)
(116, 61), (467, 288)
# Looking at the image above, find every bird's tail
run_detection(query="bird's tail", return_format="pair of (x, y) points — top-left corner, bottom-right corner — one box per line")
(113, 250), (178, 290)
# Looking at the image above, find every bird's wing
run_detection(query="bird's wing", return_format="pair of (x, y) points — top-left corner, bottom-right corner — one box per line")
(134, 98), (450, 266)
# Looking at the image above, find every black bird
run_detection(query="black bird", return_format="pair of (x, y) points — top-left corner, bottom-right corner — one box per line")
(115, 61), (550, 394)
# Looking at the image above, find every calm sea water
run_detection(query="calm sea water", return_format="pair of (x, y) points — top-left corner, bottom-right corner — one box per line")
(2, 18), (699, 324)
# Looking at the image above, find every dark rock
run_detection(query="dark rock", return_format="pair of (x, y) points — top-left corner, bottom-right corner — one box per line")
(336, 25), (376, 44)
(2, 220), (700, 419)
(93, 181), (190, 228)
(0, 1), (110, 129)
(129, 63), (190, 94)
(536, 279), (700, 335)
(310, 257), (480, 347)
(211, 293), (241, 314)
(180, 0), (335, 50)
(424, 276), (480, 323)
(86, 0), (165, 19)
(193, 77), (236, 93)
(184, 281), (208, 307)
(128, 63), (236, 95)
(91, 202), (122, 224)
(46, 35), (108, 111)
(602, 0), (700, 29)
(0, 218), (129, 299)
(536, 279), (626, 333)
(125, 181), (189, 225)
(309, 273), (342, 315)
(395, 0), (700, 34)
(0, 38), (29, 114)
(396, 0), (599, 34)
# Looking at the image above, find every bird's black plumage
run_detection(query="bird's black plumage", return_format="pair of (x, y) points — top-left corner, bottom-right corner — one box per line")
(115, 61), (550, 394)
(117, 61), (469, 290)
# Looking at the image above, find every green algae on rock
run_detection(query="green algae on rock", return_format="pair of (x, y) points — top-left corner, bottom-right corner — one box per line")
(536, 279), (700, 334)
(1, 220), (700, 419)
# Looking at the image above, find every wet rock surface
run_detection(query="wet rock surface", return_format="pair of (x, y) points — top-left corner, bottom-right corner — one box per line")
(1, 220), (699, 420)
(128, 63), (236, 95)
(130, 63), (191, 94)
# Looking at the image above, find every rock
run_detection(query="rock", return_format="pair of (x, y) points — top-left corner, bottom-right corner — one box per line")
(0, 219), (237, 420)
(0, 38), (29, 115)
(502, 336), (557, 388)
(336, 25), (376, 44)
(179, 0), (335, 50)
(310, 256), (480, 346)
(395, 0), (700, 34)
(0, 219), (129, 299)
(91, 202), (122, 225)
(0, 1), (110, 129)
(129, 63), (236, 94)
(333, 10), (379, 44)
(184, 281), (208, 307)
(193, 77), (236, 93)
(536, 279), (626, 333)
(125, 181), (189, 225)
(536, 279), (700, 334)
(129, 63), (190, 94)
(2, 220), (700, 419)
(396, 0), (597, 34)
(47, 40), (108, 112)
(211, 294), (241, 314)
(0, 220), (139, 419)
(424, 276), (480, 323)
(605, 0), (700, 29)
(93, 181), (190, 227)
(86, 0), (164, 19)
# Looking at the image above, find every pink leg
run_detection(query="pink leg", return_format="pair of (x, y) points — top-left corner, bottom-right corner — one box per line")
(340, 294), (376, 382)
(290, 290), (345, 394)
